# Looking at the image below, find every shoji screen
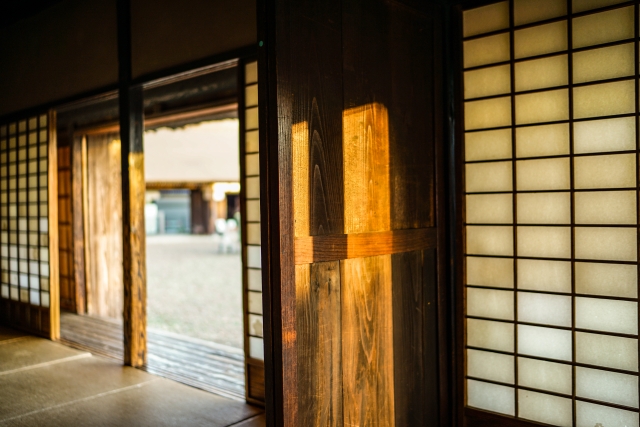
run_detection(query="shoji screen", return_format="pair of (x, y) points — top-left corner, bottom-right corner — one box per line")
(241, 58), (265, 403)
(463, 1), (640, 426)
(0, 112), (59, 339)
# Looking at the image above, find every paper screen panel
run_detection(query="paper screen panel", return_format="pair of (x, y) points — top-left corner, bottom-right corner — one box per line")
(463, 1), (640, 423)
(514, 0), (567, 25)
(0, 113), (57, 337)
(241, 59), (264, 404)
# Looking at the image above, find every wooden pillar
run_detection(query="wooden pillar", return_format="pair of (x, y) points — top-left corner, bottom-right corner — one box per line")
(120, 86), (146, 367)
(118, 0), (146, 367)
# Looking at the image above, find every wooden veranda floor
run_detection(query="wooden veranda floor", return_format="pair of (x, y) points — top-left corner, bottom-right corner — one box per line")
(59, 312), (246, 400)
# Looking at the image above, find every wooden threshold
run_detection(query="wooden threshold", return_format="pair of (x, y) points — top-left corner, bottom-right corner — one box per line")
(294, 227), (437, 264)
(59, 312), (246, 400)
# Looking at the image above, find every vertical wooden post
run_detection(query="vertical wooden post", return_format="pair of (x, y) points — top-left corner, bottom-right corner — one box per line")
(118, 0), (146, 367)
(48, 110), (60, 341)
(120, 86), (146, 367)
(72, 135), (87, 315)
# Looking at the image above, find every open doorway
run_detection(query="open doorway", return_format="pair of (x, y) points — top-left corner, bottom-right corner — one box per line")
(143, 118), (245, 398)
(54, 60), (262, 401)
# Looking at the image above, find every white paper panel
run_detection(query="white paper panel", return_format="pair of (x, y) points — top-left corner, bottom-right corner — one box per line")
(246, 130), (259, 153)
(515, 55), (568, 92)
(464, 65), (511, 99)
(248, 291), (263, 315)
(465, 97), (512, 130)
(514, 0), (566, 25)
(576, 401), (639, 427)
(247, 268), (262, 291)
(465, 129), (512, 161)
(516, 158), (570, 191)
(466, 161), (513, 192)
(467, 288), (514, 320)
(517, 226), (571, 259)
(245, 62), (258, 84)
(467, 379), (515, 416)
(573, 0), (628, 12)
(573, 42), (635, 83)
(463, 2), (510, 37)
(517, 259), (571, 293)
(516, 123), (569, 158)
(576, 297), (637, 335)
(467, 318), (514, 352)
(245, 153), (259, 176)
(464, 33), (511, 69)
(576, 332), (638, 371)
(518, 357), (572, 394)
(574, 117), (636, 154)
(573, 80), (636, 119)
(467, 226), (513, 256)
(575, 191), (636, 225)
(572, 7), (634, 48)
(249, 336), (264, 360)
(518, 292), (571, 327)
(247, 223), (261, 245)
(246, 200), (261, 222)
(467, 349), (515, 384)
(466, 256), (514, 288)
(576, 367), (639, 408)
(514, 21), (568, 59)
(517, 192), (570, 224)
(574, 154), (636, 189)
(518, 390), (572, 427)
(575, 262), (637, 298)
(518, 325), (572, 361)
(246, 176), (261, 198)
(575, 227), (637, 262)
(466, 194), (513, 224)
(246, 107), (259, 130)
(515, 89), (569, 124)
(245, 84), (258, 107)
(247, 245), (262, 268)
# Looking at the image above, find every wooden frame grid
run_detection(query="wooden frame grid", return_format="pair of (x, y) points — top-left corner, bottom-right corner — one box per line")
(239, 56), (266, 405)
(0, 111), (59, 340)
(460, 0), (640, 425)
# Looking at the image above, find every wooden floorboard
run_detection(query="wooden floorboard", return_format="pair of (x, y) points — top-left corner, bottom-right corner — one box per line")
(59, 312), (246, 399)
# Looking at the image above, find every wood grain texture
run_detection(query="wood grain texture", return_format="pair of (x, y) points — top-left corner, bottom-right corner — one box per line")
(342, 0), (437, 231)
(341, 255), (394, 426)
(293, 121), (310, 238)
(47, 110), (60, 341)
(343, 103), (390, 234)
(269, 0), (347, 423)
(123, 151), (147, 367)
(72, 136), (86, 315)
(85, 134), (123, 319)
(296, 262), (342, 426)
(295, 227), (437, 264)
(392, 249), (439, 426)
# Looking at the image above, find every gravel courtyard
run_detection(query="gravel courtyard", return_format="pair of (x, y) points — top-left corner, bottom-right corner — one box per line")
(146, 235), (243, 349)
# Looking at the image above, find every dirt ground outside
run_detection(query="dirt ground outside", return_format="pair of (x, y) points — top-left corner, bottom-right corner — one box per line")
(146, 235), (243, 349)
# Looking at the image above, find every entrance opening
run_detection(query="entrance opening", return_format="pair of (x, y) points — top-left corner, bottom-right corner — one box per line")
(54, 61), (257, 401)
(143, 118), (245, 398)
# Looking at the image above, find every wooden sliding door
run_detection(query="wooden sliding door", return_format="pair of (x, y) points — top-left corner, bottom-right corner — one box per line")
(84, 134), (123, 319)
(261, 0), (447, 425)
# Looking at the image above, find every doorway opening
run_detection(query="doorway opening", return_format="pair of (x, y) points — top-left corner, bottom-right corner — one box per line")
(54, 59), (262, 402)
(143, 118), (245, 398)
